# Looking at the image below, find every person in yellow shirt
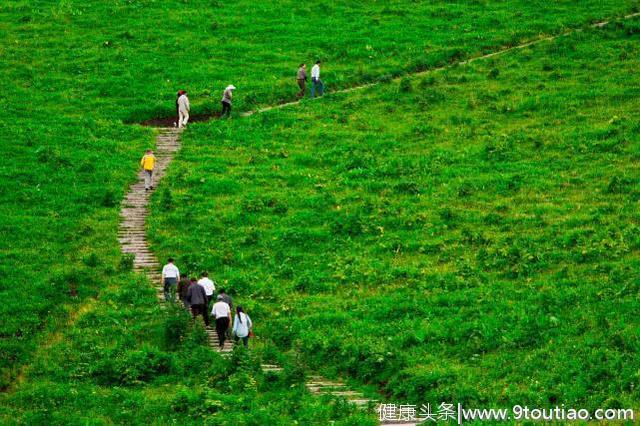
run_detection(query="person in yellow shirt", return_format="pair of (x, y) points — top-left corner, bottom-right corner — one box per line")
(140, 149), (156, 191)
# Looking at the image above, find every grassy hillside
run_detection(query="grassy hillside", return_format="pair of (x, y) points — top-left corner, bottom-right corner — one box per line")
(0, 269), (374, 423)
(3, 0), (637, 119)
(2, 0), (634, 390)
(148, 21), (640, 409)
(1, 0), (638, 422)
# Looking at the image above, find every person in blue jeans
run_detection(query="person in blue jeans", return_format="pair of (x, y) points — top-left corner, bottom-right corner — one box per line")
(310, 60), (324, 98)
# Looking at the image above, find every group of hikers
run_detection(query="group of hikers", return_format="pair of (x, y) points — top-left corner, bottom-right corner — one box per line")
(173, 60), (324, 127)
(296, 60), (324, 98)
(161, 258), (254, 349)
(175, 85), (236, 128)
(137, 62), (327, 342)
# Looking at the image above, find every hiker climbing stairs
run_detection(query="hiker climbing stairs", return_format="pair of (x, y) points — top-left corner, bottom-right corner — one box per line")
(119, 127), (237, 355)
(206, 325), (234, 353)
(118, 127), (181, 276)
(116, 126), (383, 421)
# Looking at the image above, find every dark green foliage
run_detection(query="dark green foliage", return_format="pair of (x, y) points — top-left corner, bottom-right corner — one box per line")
(398, 77), (412, 93)
(119, 253), (135, 272)
(91, 346), (175, 386)
(394, 181), (420, 195)
(419, 75), (437, 88)
(82, 253), (99, 268)
(160, 187), (174, 208)
(101, 190), (118, 207)
(331, 212), (365, 236)
(606, 175), (634, 194)
(162, 307), (192, 351)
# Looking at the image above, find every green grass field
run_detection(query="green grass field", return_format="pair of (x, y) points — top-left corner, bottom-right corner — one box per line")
(148, 23), (640, 408)
(1, 0), (639, 423)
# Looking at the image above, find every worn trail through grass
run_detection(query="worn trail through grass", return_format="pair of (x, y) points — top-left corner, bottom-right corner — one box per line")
(116, 10), (640, 426)
(241, 11), (640, 117)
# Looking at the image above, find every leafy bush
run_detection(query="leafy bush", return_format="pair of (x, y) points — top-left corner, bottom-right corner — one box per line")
(91, 346), (175, 386)
(606, 175), (634, 194)
(386, 366), (461, 404)
(330, 213), (365, 236)
(119, 253), (135, 272)
(82, 253), (99, 267)
(160, 187), (174, 208)
(101, 190), (118, 207)
(394, 181), (421, 195)
(162, 307), (192, 350)
(398, 77), (412, 92)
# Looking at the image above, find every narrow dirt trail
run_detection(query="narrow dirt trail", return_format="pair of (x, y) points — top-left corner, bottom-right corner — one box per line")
(242, 12), (640, 118)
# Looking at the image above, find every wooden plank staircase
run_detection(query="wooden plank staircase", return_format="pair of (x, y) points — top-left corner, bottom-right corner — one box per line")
(116, 126), (390, 423)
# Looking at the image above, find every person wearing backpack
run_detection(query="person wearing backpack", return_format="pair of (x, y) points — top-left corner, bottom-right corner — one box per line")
(232, 306), (253, 347)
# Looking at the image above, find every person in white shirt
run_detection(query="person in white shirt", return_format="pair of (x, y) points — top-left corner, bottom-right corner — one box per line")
(232, 306), (253, 347)
(211, 295), (232, 349)
(221, 85), (235, 118)
(310, 60), (324, 98)
(175, 90), (183, 126)
(161, 258), (180, 303)
(197, 271), (216, 305)
(177, 91), (190, 128)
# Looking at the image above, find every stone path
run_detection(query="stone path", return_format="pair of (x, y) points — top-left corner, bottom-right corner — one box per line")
(117, 127), (232, 353)
(118, 127), (180, 274)
(116, 127), (379, 419)
(305, 375), (376, 408)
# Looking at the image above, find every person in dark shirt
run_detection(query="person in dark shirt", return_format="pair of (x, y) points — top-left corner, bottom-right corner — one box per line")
(218, 288), (233, 309)
(296, 63), (307, 98)
(186, 277), (209, 326)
